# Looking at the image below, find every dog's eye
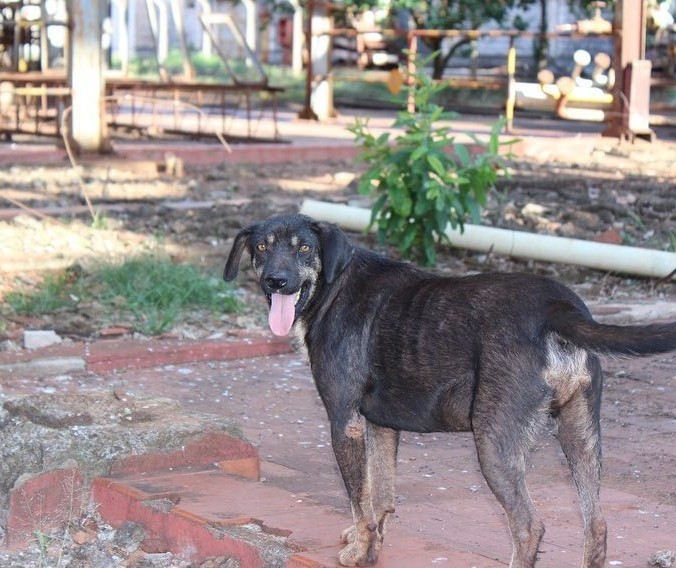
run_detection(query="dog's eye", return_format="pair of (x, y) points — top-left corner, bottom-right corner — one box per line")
(256, 243), (267, 252)
(299, 244), (310, 253)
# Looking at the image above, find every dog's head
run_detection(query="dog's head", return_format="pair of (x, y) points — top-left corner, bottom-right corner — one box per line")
(223, 214), (353, 336)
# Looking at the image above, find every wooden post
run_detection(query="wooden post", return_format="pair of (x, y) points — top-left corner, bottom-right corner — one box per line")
(602, 0), (653, 140)
(242, 0), (259, 68)
(298, 0), (317, 119)
(309, 1), (333, 120)
(169, 0), (195, 79)
(291, 0), (303, 76)
(67, 0), (109, 153)
(116, 0), (130, 76)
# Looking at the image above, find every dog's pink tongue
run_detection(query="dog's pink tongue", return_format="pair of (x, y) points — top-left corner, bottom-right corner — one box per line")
(269, 293), (296, 336)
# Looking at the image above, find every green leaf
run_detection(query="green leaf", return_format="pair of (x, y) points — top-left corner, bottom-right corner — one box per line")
(423, 232), (437, 266)
(488, 131), (499, 155)
(454, 144), (470, 166)
(435, 193), (446, 212)
(409, 145), (428, 164)
(369, 194), (388, 228)
(415, 196), (433, 215)
(389, 185), (412, 217)
(400, 223), (419, 253)
(426, 154), (447, 177)
(466, 199), (482, 224)
(376, 132), (390, 145)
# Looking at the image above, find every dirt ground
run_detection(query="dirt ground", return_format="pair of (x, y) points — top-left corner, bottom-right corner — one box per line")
(0, 128), (675, 566)
(1, 134), (675, 337)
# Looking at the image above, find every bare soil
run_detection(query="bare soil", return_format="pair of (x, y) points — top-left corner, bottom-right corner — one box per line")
(1, 137), (675, 340)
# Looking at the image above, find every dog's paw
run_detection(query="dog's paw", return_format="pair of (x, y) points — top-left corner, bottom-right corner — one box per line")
(340, 525), (356, 544)
(339, 539), (375, 566)
(338, 526), (384, 567)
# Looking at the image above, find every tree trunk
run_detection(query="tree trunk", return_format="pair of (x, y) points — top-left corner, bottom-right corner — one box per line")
(428, 36), (473, 80)
(534, 0), (549, 70)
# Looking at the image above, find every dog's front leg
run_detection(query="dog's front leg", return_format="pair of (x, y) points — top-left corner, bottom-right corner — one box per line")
(332, 413), (375, 566)
(332, 413), (399, 566)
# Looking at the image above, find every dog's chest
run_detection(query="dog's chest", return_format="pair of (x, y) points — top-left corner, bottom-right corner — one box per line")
(290, 320), (310, 363)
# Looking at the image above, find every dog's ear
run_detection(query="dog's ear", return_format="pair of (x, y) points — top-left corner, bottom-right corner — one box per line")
(223, 223), (258, 281)
(314, 222), (353, 284)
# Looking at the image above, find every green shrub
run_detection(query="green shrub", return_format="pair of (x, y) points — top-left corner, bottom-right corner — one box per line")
(348, 63), (513, 265)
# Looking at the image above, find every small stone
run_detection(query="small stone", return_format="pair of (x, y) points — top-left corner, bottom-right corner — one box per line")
(0, 340), (20, 352)
(198, 557), (241, 568)
(71, 529), (96, 545)
(23, 330), (63, 350)
(594, 228), (623, 245)
(113, 521), (146, 553)
(650, 550), (676, 568)
(99, 325), (132, 338)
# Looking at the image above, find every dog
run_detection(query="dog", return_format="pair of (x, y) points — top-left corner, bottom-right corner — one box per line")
(224, 213), (676, 568)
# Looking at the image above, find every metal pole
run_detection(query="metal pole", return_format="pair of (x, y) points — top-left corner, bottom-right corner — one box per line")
(406, 32), (417, 113)
(505, 38), (516, 133)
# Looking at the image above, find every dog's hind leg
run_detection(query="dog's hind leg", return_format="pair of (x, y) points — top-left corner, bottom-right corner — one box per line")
(366, 422), (399, 539)
(332, 414), (398, 566)
(472, 370), (550, 567)
(474, 432), (544, 567)
(555, 354), (606, 568)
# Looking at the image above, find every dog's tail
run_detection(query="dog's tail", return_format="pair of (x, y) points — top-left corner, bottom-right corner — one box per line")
(547, 301), (676, 356)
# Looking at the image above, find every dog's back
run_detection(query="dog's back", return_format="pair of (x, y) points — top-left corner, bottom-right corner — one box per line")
(311, 253), (676, 434)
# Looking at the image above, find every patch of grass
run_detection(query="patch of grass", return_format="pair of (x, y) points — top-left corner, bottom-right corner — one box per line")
(92, 255), (241, 335)
(666, 232), (676, 252)
(5, 272), (77, 315)
(4, 255), (242, 336)
(33, 530), (52, 557)
(90, 210), (109, 230)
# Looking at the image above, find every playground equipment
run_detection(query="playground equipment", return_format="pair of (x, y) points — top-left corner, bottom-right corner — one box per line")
(0, 0), (284, 145)
(310, 0), (665, 139)
(514, 48), (615, 123)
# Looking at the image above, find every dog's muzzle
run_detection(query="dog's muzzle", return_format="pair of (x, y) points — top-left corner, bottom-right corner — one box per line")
(261, 269), (303, 337)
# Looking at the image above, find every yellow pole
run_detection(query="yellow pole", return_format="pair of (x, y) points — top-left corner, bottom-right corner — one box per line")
(406, 32), (417, 113)
(505, 40), (516, 133)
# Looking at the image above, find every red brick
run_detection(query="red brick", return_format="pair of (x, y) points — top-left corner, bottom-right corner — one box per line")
(108, 430), (259, 480)
(86, 337), (292, 373)
(0, 342), (84, 366)
(91, 477), (267, 566)
(6, 467), (85, 549)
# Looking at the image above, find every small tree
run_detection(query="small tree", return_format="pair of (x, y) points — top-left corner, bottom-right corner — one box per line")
(348, 61), (513, 266)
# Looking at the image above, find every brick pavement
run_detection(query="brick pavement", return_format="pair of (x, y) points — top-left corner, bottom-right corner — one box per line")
(1, 326), (674, 566)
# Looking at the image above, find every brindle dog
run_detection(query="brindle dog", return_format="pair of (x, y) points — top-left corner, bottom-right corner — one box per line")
(224, 213), (676, 568)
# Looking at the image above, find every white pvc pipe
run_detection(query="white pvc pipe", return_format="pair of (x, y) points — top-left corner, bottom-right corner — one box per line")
(300, 199), (676, 280)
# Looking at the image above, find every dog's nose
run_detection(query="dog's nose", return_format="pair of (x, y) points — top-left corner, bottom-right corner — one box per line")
(265, 275), (289, 291)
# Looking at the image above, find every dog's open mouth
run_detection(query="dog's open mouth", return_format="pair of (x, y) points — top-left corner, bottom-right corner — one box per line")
(267, 284), (309, 336)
